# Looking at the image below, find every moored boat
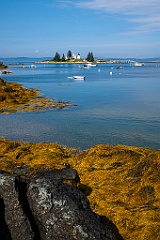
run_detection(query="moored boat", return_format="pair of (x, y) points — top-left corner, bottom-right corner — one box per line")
(87, 63), (97, 67)
(23, 65), (36, 68)
(2, 70), (13, 74)
(79, 63), (97, 69)
(73, 76), (85, 80)
(116, 66), (124, 69)
(133, 62), (144, 66)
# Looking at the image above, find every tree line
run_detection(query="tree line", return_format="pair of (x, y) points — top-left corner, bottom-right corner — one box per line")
(52, 50), (94, 62)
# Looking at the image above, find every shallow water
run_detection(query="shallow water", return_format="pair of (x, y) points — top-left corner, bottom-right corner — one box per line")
(1, 59), (160, 150)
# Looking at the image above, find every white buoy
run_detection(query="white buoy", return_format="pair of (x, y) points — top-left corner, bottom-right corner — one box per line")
(110, 71), (113, 75)
(98, 69), (100, 72)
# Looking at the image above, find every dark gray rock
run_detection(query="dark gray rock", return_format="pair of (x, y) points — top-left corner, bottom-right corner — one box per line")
(27, 172), (119, 240)
(0, 168), (123, 240)
(11, 164), (30, 177)
(0, 173), (34, 240)
(33, 168), (80, 183)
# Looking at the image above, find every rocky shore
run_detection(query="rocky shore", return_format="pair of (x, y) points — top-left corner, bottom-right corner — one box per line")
(0, 168), (123, 240)
(0, 78), (159, 239)
(0, 78), (77, 114)
(0, 138), (159, 240)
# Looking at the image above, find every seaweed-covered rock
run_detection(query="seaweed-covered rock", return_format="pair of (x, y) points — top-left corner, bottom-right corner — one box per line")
(0, 78), (77, 114)
(1, 139), (159, 240)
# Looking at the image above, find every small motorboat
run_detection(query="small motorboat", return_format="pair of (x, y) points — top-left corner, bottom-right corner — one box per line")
(86, 63), (97, 67)
(133, 62), (144, 66)
(79, 63), (97, 69)
(2, 70), (13, 74)
(73, 76), (85, 80)
(116, 66), (124, 69)
(23, 65), (36, 68)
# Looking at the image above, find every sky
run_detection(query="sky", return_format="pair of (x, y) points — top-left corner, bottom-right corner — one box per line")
(1, 0), (160, 58)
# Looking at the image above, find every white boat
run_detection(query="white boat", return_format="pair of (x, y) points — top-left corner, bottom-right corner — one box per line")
(23, 65), (36, 68)
(84, 63), (97, 68)
(86, 63), (97, 67)
(79, 64), (90, 69)
(133, 62), (144, 66)
(73, 76), (85, 80)
(2, 70), (13, 74)
(79, 63), (97, 69)
(30, 64), (36, 68)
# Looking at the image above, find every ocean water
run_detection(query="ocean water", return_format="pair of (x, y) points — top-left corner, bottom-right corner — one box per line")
(0, 58), (160, 150)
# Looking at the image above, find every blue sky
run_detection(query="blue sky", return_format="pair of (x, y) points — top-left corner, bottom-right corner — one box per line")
(1, 0), (160, 58)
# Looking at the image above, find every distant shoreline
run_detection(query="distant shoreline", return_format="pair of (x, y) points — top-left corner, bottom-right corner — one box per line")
(35, 60), (125, 65)
(35, 60), (160, 65)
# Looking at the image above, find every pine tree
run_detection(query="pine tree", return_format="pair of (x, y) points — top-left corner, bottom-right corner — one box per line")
(61, 53), (66, 62)
(67, 50), (72, 59)
(86, 52), (94, 62)
(53, 52), (61, 62)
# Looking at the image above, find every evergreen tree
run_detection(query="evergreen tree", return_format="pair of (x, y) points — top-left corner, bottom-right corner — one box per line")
(53, 52), (61, 62)
(86, 52), (94, 62)
(67, 50), (72, 59)
(61, 53), (66, 62)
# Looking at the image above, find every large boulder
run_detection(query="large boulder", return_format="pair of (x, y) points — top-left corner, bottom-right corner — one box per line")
(0, 168), (123, 240)
(0, 172), (33, 240)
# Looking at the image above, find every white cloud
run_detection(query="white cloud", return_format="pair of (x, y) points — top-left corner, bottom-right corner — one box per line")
(59, 0), (160, 34)
(73, 0), (160, 15)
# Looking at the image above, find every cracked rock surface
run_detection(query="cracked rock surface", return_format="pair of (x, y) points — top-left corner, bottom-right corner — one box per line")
(0, 168), (122, 240)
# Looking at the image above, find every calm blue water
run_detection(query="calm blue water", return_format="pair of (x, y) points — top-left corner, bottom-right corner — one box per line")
(0, 58), (160, 150)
